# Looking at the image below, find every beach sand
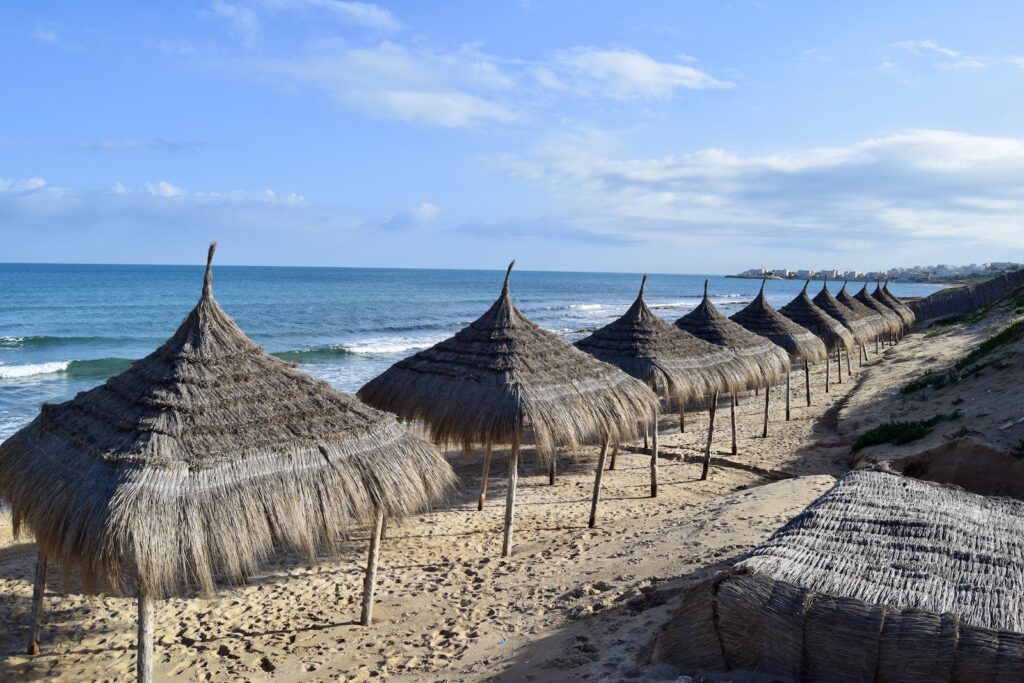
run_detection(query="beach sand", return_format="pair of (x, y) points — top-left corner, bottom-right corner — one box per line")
(3, 313), (1013, 682)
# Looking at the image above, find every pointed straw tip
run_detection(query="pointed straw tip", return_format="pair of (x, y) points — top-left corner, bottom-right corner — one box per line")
(501, 260), (515, 295)
(638, 273), (648, 298)
(202, 241), (217, 298)
(703, 279), (709, 298)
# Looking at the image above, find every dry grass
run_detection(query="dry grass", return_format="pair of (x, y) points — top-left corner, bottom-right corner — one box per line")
(575, 276), (759, 399)
(0, 244), (456, 599)
(358, 263), (659, 458)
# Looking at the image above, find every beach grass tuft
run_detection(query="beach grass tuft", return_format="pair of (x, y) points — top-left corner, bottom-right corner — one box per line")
(852, 411), (962, 452)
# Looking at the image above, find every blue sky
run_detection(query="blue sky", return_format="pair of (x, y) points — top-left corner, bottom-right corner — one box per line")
(3, 1), (1024, 273)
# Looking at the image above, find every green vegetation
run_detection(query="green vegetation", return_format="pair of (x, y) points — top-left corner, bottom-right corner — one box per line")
(954, 319), (1024, 370)
(1013, 441), (1024, 460)
(903, 319), (1024, 395)
(852, 411), (962, 452)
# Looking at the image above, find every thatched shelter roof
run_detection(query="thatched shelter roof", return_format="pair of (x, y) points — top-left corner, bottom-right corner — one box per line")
(0, 244), (455, 599)
(357, 262), (658, 456)
(673, 281), (790, 388)
(575, 276), (753, 399)
(875, 281), (917, 327)
(812, 281), (877, 345)
(778, 282), (856, 353)
(854, 283), (905, 334)
(650, 470), (1024, 680)
(728, 282), (828, 364)
(836, 282), (889, 338)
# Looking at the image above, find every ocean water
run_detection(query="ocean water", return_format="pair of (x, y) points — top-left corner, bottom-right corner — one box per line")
(0, 264), (943, 440)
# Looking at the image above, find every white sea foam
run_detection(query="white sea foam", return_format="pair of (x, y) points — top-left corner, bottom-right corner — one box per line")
(0, 361), (70, 379)
(343, 335), (448, 355)
(569, 303), (603, 311)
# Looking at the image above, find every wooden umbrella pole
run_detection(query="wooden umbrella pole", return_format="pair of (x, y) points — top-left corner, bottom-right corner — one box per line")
(650, 411), (659, 498)
(836, 348), (842, 384)
(27, 551), (47, 656)
(501, 440), (521, 557)
(477, 444), (493, 511)
(762, 385), (770, 438)
(848, 348), (854, 375)
(588, 438), (610, 528)
(609, 442), (618, 470)
(804, 358), (811, 406)
(701, 392), (718, 480)
(360, 507), (385, 626)
(786, 371), (792, 421)
(730, 394), (738, 455)
(825, 351), (831, 393)
(875, 335), (879, 354)
(548, 457), (556, 486)
(137, 588), (154, 683)
(679, 404), (685, 433)
(643, 428), (648, 452)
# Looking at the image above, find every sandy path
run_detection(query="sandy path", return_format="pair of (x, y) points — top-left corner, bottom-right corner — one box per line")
(1, 340), (904, 682)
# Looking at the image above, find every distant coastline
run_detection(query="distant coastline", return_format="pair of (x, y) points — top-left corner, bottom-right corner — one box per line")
(724, 272), (970, 286)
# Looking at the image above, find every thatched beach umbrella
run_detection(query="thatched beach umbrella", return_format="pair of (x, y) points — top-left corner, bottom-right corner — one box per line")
(874, 281), (916, 333)
(729, 281), (828, 419)
(854, 283), (904, 345)
(675, 281), (790, 478)
(812, 280), (873, 379)
(778, 282), (856, 394)
(358, 262), (658, 552)
(575, 275), (751, 499)
(0, 244), (455, 682)
(836, 282), (889, 361)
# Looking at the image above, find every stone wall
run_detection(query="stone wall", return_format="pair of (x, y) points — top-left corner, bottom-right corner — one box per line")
(909, 270), (1024, 323)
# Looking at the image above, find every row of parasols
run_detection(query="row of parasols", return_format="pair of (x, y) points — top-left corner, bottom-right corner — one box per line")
(0, 245), (915, 682)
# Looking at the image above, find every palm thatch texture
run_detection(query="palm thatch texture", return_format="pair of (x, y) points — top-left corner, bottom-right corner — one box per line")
(811, 279), (874, 380)
(675, 281), (791, 478)
(0, 244), (455, 681)
(836, 281), (890, 360)
(358, 262), (658, 553)
(854, 283), (905, 343)
(780, 281), (855, 393)
(649, 470), (1024, 681)
(875, 280), (917, 330)
(575, 275), (752, 498)
(729, 281), (828, 417)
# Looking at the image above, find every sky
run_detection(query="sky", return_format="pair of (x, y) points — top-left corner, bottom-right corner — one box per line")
(2, 1), (1024, 273)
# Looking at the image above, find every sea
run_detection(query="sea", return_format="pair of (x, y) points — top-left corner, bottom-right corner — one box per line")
(0, 264), (944, 441)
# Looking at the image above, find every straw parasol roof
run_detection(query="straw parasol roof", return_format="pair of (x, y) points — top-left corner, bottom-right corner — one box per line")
(357, 262), (659, 457)
(811, 281), (876, 346)
(836, 282), (889, 338)
(649, 470), (1024, 680)
(575, 275), (752, 399)
(778, 282), (856, 353)
(0, 244), (455, 599)
(875, 281), (917, 328)
(853, 283), (905, 335)
(673, 280), (790, 388)
(728, 281), (828, 364)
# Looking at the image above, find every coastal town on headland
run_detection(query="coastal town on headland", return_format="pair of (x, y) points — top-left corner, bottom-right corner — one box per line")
(727, 261), (1024, 284)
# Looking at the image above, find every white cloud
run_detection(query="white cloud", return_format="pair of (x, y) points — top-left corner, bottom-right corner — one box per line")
(259, 0), (401, 31)
(890, 40), (986, 71)
(145, 181), (188, 198)
(31, 25), (61, 46)
(233, 42), (519, 127)
(492, 129), (1024, 252)
(0, 177), (50, 193)
(112, 181), (129, 195)
(413, 202), (440, 221)
(209, 1), (261, 48)
(545, 48), (733, 99)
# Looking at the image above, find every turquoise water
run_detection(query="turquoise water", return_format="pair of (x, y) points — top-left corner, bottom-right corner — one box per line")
(0, 264), (943, 440)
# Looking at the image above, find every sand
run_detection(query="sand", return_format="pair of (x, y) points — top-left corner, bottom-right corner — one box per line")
(2, 316), (1008, 682)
